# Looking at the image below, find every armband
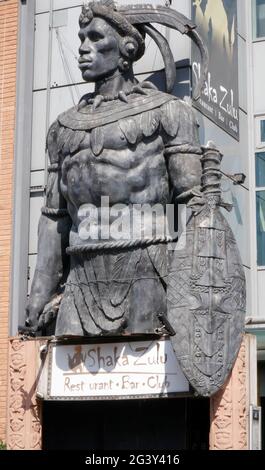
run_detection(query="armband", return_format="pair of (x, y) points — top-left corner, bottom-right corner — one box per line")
(41, 207), (69, 218)
(164, 144), (202, 156)
(47, 163), (60, 173)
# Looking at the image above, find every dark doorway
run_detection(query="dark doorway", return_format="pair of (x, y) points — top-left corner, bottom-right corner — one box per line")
(42, 397), (209, 450)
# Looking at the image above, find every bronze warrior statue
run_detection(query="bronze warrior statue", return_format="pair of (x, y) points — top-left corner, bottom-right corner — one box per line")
(22, 1), (246, 397)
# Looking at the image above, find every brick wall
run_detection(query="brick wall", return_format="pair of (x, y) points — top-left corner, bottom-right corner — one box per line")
(0, 0), (18, 442)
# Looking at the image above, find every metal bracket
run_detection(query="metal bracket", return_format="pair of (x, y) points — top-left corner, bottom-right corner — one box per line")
(224, 172), (246, 185)
(250, 405), (262, 450)
(230, 173), (246, 185)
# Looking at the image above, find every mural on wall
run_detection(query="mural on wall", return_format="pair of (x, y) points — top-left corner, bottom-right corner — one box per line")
(192, 0), (239, 140)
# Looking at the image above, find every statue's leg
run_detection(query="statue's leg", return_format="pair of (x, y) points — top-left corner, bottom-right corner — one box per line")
(55, 255), (86, 336)
(126, 247), (166, 334)
(56, 252), (129, 337)
(56, 287), (84, 336)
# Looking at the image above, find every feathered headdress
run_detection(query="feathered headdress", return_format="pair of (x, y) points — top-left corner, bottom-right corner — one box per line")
(80, 1), (208, 100)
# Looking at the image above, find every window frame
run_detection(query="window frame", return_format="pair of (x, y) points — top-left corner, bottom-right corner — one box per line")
(255, 116), (265, 149)
(255, 189), (265, 267)
(253, 0), (265, 40)
(255, 116), (265, 267)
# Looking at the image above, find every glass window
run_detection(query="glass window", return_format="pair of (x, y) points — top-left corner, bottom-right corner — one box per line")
(255, 0), (265, 38)
(256, 152), (265, 187)
(256, 191), (265, 265)
(261, 120), (265, 142)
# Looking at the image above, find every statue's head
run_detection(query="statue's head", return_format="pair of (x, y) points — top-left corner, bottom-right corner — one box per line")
(78, 0), (145, 82)
(77, 1), (208, 99)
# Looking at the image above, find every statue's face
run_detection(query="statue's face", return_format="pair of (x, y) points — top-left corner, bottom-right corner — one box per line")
(78, 17), (121, 82)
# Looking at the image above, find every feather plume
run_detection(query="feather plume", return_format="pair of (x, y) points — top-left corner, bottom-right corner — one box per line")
(119, 118), (138, 144)
(91, 127), (104, 156)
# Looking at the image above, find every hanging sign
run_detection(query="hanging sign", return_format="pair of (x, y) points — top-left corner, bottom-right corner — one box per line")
(37, 339), (190, 400)
(192, 0), (239, 140)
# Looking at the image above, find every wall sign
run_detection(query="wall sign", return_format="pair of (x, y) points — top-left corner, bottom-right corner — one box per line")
(192, 0), (239, 140)
(37, 339), (190, 400)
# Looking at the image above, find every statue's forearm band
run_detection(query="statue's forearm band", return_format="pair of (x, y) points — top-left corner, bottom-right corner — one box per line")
(41, 207), (69, 218)
(165, 144), (202, 156)
(47, 163), (60, 173)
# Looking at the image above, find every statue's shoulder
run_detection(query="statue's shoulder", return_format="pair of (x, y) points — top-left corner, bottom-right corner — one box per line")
(54, 84), (198, 140)
(159, 95), (197, 120)
(46, 115), (86, 161)
(57, 105), (79, 130)
(46, 119), (61, 163)
(159, 96), (198, 138)
(159, 96), (200, 146)
(56, 84), (182, 131)
(49, 87), (198, 150)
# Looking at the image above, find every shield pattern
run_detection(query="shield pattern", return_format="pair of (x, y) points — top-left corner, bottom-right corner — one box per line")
(167, 204), (246, 397)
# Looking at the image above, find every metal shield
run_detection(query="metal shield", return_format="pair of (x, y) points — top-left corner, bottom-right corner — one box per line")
(167, 205), (246, 397)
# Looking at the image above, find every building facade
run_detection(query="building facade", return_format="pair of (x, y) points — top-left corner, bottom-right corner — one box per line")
(0, 0), (264, 449)
(0, 0), (18, 442)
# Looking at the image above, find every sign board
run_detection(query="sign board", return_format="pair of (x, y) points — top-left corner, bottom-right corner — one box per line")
(191, 0), (239, 140)
(37, 339), (190, 400)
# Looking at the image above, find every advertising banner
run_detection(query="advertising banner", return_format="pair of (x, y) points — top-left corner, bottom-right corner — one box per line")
(191, 0), (239, 140)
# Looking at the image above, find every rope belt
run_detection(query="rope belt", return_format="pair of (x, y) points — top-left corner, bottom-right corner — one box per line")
(66, 236), (177, 254)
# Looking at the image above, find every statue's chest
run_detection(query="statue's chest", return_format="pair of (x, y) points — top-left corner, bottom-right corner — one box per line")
(58, 121), (139, 162)
(57, 106), (163, 163)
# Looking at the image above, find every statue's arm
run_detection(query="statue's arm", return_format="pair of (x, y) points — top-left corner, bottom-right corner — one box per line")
(162, 100), (202, 202)
(166, 148), (202, 202)
(26, 121), (71, 329)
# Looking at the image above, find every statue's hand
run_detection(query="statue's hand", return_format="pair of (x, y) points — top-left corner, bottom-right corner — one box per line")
(18, 301), (44, 337)
(175, 185), (206, 214)
(19, 294), (62, 336)
(24, 297), (47, 333)
(37, 295), (62, 330)
(187, 186), (206, 212)
(20, 294), (62, 337)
